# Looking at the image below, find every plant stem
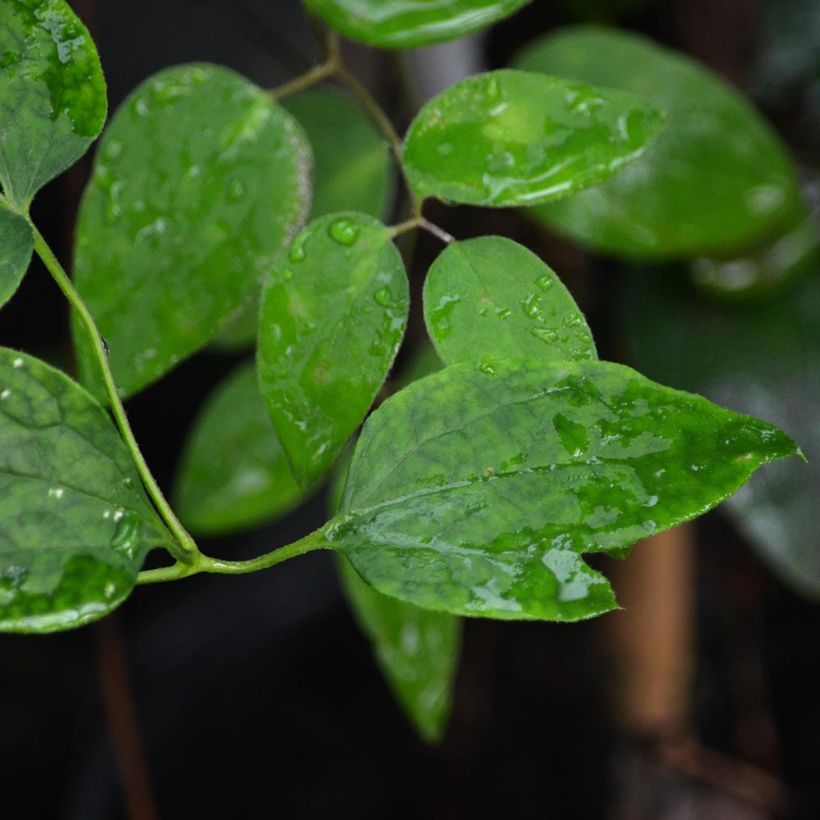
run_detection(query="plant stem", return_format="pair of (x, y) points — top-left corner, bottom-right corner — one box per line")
(270, 59), (337, 100)
(390, 216), (455, 244)
(136, 528), (330, 584)
(30, 225), (199, 564)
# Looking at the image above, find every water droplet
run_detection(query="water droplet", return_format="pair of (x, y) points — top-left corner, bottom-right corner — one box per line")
(479, 362), (497, 376)
(227, 178), (245, 201)
(328, 217), (360, 246)
(0, 388), (10, 400)
(521, 292), (543, 320)
(48, 487), (65, 499)
(535, 274), (554, 292)
(105, 140), (123, 160)
(282, 268), (293, 281)
(437, 142), (453, 156)
(495, 307), (511, 319)
(531, 327), (559, 344)
(12, 357), (24, 369)
(135, 98), (150, 118)
(374, 287), (392, 306)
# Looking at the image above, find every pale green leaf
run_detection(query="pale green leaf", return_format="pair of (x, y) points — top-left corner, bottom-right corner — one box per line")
(0, 200), (33, 308)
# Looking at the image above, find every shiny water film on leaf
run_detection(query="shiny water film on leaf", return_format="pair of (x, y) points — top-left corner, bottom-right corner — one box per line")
(401, 69), (665, 208)
(328, 360), (798, 621)
(514, 27), (803, 259)
(0, 0), (107, 207)
(304, 0), (532, 49)
(424, 236), (596, 366)
(624, 270), (820, 598)
(73, 63), (311, 400)
(258, 212), (409, 487)
(0, 201), (34, 308)
(0, 348), (171, 633)
(174, 361), (309, 537)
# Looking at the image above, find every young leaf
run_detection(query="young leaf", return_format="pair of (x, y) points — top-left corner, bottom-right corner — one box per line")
(0, 0), (107, 208)
(73, 64), (311, 400)
(0, 202), (33, 308)
(258, 212), (408, 487)
(304, 0), (532, 49)
(623, 269), (820, 598)
(0, 348), (171, 633)
(174, 361), (308, 536)
(339, 558), (462, 742)
(514, 26), (803, 258)
(424, 236), (596, 365)
(329, 360), (798, 621)
(402, 69), (665, 208)
(283, 88), (393, 220)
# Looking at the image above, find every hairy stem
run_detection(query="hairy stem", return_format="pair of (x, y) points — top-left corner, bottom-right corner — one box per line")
(31, 225), (199, 564)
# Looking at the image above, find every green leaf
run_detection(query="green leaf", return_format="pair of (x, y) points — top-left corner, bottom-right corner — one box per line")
(0, 0), (107, 208)
(329, 359), (798, 621)
(73, 63), (311, 400)
(514, 26), (803, 258)
(339, 558), (461, 741)
(0, 200), (33, 308)
(304, 0), (532, 49)
(402, 69), (665, 208)
(623, 269), (820, 598)
(424, 236), (596, 365)
(174, 361), (308, 536)
(283, 88), (393, 220)
(258, 212), (408, 487)
(0, 348), (170, 633)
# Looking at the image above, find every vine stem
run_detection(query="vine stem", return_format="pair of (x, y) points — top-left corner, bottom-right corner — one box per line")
(30, 225), (199, 564)
(136, 529), (330, 584)
(390, 216), (455, 245)
(270, 59), (336, 100)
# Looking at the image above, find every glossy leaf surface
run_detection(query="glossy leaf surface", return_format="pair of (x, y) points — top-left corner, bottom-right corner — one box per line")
(304, 0), (532, 49)
(424, 236), (596, 365)
(0, 0), (107, 208)
(73, 64), (311, 400)
(402, 69), (665, 208)
(174, 362), (308, 536)
(624, 270), (820, 598)
(0, 201), (33, 308)
(330, 360), (797, 620)
(0, 349), (170, 633)
(515, 27), (803, 258)
(258, 212), (408, 487)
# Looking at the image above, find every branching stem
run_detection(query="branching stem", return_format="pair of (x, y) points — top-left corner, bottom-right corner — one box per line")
(390, 216), (455, 244)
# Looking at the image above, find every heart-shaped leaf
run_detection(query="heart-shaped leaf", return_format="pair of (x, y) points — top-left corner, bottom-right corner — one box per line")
(73, 63), (311, 400)
(174, 361), (309, 536)
(424, 236), (596, 365)
(0, 0), (107, 208)
(514, 27), (803, 258)
(304, 0), (532, 49)
(329, 360), (798, 621)
(402, 69), (665, 208)
(0, 201), (33, 308)
(258, 212), (408, 486)
(0, 348), (171, 633)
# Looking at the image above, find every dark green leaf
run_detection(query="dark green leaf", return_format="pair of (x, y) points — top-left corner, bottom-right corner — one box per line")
(304, 0), (532, 49)
(0, 201), (33, 308)
(402, 69), (665, 208)
(329, 360), (798, 620)
(174, 361), (309, 536)
(258, 212), (408, 487)
(73, 64), (311, 400)
(515, 26), (803, 258)
(623, 269), (820, 598)
(338, 558), (461, 741)
(0, 0), (107, 208)
(0, 348), (170, 633)
(424, 236), (596, 365)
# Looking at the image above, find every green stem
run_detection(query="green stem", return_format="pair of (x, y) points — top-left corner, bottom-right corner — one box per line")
(390, 216), (455, 244)
(270, 59), (337, 100)
(30, 225), (199, 564)
(137, 528), (329, 584)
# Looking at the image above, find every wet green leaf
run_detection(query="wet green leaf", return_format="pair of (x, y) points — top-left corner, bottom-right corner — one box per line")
(515, 26), (803, 258)
(339, 558), (461, 741)
(283, 88), (392, 220)
(0, 0), (107, 208)
(0, 201), (33, 308)
(424, 236), (596, 365)
(73, 64), (311, 400)
(258, 212), (408, 487)
(623, 270), (820, 598)
(174, 361), (308, 537)
(402, 69), (665, 208)
(304, 0), (532, 49)
(0, 348), (170, 633)
(329, 360), (798, 620)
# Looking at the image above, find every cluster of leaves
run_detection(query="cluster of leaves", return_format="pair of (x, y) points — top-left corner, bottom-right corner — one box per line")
(0, 0), (806, 741)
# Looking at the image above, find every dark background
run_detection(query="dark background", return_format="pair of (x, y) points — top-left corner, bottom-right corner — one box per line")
(1, 1), (819, 817)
